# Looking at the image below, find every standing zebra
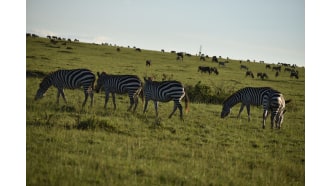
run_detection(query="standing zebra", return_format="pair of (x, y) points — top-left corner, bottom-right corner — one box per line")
(35, 69), (95, 107)
(143, 77), (189, 120)
(220, 87), (289, 129)
(95, 72), (143, 112)
(268, 90), (289, 129)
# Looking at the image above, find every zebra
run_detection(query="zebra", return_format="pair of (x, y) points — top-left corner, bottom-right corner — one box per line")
(220, 87), (289, 129)
(268, 90), (290, 129)
(95, 72), (143, 112)
(34, 69), (95, 107)
(143, 77), (189, 120)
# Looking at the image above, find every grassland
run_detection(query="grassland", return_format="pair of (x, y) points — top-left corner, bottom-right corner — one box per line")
(26, 37), (305, 185)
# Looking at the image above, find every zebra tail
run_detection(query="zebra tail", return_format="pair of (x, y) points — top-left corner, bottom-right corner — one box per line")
(184, 93), (189, 114)
(285, 99), (292, 104)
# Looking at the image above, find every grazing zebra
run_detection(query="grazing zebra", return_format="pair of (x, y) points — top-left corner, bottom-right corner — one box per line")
(220, 87), (289, 129)
(268, 90), (290, 129)
(35, 69), (95, 106)
(143, 77), (189, 120)
(95, 72), (143, 112)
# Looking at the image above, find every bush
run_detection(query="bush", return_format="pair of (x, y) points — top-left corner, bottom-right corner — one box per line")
(186, 81), (228, 104)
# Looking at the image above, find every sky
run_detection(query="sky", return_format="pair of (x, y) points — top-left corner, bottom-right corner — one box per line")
(26, 0), (305, 66)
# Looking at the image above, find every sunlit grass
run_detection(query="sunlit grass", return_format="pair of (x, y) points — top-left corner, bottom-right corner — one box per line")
(26, 37), (304, 185)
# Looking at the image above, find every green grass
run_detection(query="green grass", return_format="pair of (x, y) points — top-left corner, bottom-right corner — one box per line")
(26, 37), (305, 185)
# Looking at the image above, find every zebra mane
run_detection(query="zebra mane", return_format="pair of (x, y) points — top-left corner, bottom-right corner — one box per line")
(222, 92), (240, 106)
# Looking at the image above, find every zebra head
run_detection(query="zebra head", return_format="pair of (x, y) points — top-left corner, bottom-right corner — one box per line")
(275, 109), (286, 129)
(220, 105), (230, 118)
(95, 72), (106, 93)
(35, 76), (52, 100)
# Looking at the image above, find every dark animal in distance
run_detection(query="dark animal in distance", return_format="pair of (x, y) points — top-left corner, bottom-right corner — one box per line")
(198, 66), (218, 75)
(177, 52), (184, 61)
(35, 69), (95, 107)
(272, 66), (281, 72)
(198, 66), (211, 74)
(290, 71), (299, 79)
(212, 56), (218, 63)
(275, 71), (279, 78)
(240, 65), (249, 70)
(146, 60), (151, 67)
(218, 61), (228, 67)
(176, 56), (183, 61)
(245, 71), (254, 78)
(257, 72), (268, 80)
(212, 67), (219, 75)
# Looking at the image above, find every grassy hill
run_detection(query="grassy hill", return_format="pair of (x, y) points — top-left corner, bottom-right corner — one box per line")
(26, 36), (305, 185)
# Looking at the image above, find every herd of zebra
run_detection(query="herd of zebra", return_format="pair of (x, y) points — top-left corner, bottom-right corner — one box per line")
(34, 68), (290, 129)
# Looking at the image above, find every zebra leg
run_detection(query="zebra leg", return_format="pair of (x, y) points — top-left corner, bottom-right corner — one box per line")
(111, 93), (117, 110)
(104, 92), (110, 109)
(133, 95), (139, 112)
(90, 91), (94, 107)
(56, 90), (61, 104)
(82, 91), (88, 107)
(154, 101), (159, 117)
(246, 104), (251, 122)
(270, 113), (275, 129)
(143, 99), (149, 113)
(262, 110), (268, 129)
(58, 88), (67, 104)
(127, 95), (134, 112)
(237, 103), (245, 119)
(168, 102), (178, 119)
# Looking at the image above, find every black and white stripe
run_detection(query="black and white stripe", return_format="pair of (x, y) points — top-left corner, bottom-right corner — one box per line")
(35, 69), (95, 106)
(220, 87), (288, 129)
(268, 90), (288, 129)
(95, 72), (143, 112)
(143, 77), (189, 120)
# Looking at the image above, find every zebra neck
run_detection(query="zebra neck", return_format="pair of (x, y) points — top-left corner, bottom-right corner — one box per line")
(224, 94), (241, 108)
